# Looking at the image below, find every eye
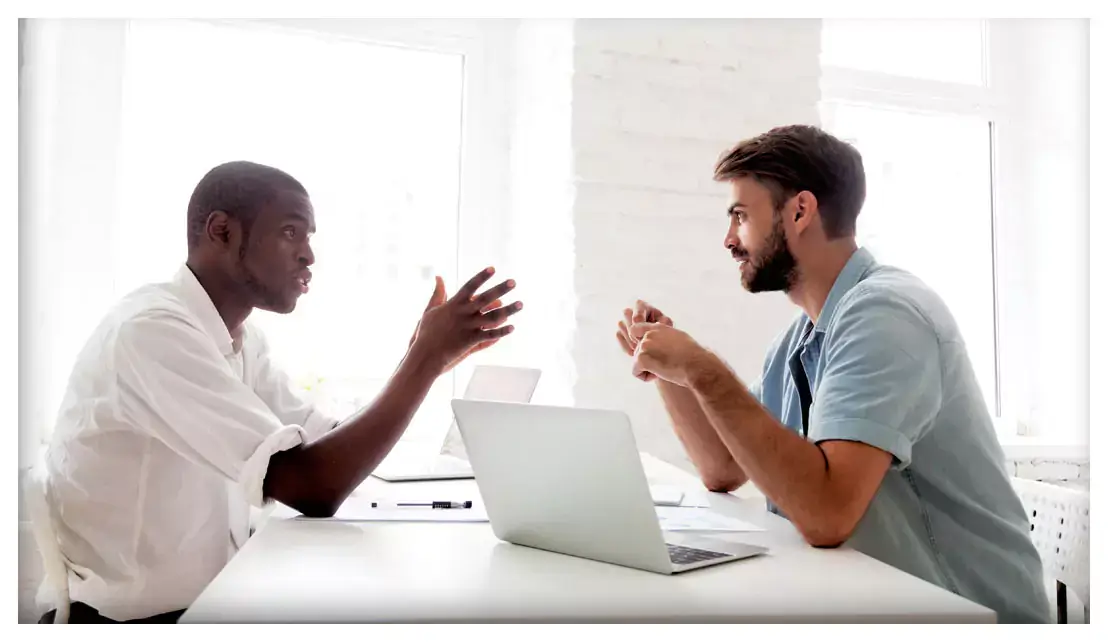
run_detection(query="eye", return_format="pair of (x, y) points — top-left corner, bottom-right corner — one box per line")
(283, 227), (298, 240)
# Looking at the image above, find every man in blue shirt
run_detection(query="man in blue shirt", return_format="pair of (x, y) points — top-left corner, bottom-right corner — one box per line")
(614, 125), (1049, 623)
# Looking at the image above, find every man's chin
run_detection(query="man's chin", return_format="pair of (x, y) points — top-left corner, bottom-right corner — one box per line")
(741, 270), (785, 294)
(258, 297), (298, 314)
(740, 269), (759, 293)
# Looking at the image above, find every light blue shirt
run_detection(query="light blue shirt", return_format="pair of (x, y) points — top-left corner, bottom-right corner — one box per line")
(755, 248), (1049, 623)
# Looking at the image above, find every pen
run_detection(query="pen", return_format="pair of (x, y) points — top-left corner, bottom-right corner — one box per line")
(370, 501), (473, 509)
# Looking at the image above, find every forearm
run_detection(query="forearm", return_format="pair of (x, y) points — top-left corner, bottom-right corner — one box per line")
(690, 354), (843, 544)
(263, 346), (442, 517)
(656, 380), (747, 492)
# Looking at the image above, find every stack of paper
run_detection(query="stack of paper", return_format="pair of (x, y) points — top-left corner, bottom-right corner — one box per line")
(655, 506), (765, 532)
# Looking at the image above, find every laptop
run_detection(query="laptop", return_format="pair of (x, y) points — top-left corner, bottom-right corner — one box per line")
(451, 399), (768, 574)
(371, 365), (542, 482)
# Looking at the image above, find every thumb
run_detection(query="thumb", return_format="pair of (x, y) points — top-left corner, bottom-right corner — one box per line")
(425, 276), (446, 311)
(629, 321), (657, 341)
(631, 350), (657, 381)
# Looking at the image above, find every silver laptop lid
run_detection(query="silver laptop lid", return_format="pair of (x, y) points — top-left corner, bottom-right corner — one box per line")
(451, 400), (673, 574)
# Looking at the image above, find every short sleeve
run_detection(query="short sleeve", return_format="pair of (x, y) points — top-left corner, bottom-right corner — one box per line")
(810, 288), (943, 470)
(113, 312), (307, 507)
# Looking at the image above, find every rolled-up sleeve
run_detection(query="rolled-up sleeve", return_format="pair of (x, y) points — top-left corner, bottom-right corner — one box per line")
(810, 288), (943, 470)
(113, 312), (307, 507)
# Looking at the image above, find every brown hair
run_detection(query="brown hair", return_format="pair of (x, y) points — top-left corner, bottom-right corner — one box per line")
(714, 125), (866, 239)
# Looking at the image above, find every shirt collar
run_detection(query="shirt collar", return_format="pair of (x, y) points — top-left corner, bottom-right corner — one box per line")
(173, 265), (242, 356)
(808, 247), (877, 336)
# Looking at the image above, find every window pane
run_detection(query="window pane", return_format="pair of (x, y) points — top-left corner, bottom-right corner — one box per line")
(822, 102), (997, 415)
(119, 20), (465, 443)
(821, 19), (985, 85)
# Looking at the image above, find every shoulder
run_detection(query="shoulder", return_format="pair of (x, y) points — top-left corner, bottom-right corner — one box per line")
(108, 286), (211, 359)
(826, 268), (945, 359)
(834, 266), (944, 333)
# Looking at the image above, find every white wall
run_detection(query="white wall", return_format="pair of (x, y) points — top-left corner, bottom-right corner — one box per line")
(504, 19), (578, 406)
(568, 19), (819, 471)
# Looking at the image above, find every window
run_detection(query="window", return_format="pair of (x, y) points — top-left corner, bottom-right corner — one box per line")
(820, 19), (1000, 418)
(21, 18), (539, 466)
(119, 20), (467, 444)
(821, 19), (986, 86)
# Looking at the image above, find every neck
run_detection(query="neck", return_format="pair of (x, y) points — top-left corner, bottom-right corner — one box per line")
(785, 239), (858, 323)
(185, 258), (253, 334)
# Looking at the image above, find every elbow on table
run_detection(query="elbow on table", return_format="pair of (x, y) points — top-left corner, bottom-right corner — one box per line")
(264, 473), (342, 519)
(264, 447), (346, 519)
(701, 475), (745, 494)
(797, 518), (855, 549)
(293, 499), (340, 519)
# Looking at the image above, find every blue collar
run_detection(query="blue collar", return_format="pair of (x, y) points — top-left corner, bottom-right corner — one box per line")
(805, 247), (877, 337)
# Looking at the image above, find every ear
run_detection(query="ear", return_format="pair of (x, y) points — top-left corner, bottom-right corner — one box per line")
(792, 191), (820, 234)
(204, 210), (237, 248)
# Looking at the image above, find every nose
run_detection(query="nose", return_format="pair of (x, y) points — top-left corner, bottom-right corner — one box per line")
(724, 219), (739, 251)
(299, 240), (315, 267)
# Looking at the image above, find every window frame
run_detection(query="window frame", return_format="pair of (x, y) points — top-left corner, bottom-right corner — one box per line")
(819, 19), (1010, 425)
(199, 19), (518, 411)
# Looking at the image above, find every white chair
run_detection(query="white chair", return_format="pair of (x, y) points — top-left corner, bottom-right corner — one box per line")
(1010, 476), (1090, 623)
(23, 460), (70, 624)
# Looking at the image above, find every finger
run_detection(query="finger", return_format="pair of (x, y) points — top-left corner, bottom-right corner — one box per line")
(629, 321), (657, 341)
(660, 315), (673, 327)
(425, 276), (446, 311)
(477, 325), (515, 341)
(623, 308), (634, 328)
(632, 301), (648, 325)
(479, 298), (502, 314)
(473, 338), (500, 352)
(471, 279), (516, 309)
(617, 320), (637, 348)
(644, 301), (668, 324)
(631, 354), (657, 382)
(477, 301), (523, 329)
(615, 331), (634, 356)
(451, 267), (496, 303)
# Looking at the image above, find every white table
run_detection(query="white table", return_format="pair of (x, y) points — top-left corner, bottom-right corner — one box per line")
(182, 455), (995, 623)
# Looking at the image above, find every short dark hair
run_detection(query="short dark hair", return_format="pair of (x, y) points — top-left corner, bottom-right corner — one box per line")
(186, 161), (307, 250)
(713, 125), (866, 239)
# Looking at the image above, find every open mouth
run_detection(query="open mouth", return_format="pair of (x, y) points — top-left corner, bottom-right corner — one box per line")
(295, 271), (312, 294)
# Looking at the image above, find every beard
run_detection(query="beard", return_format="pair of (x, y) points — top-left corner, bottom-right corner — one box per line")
(236, 244), (293, 312)
(740, 210), (799, 293)
(239, 262), (289, 311)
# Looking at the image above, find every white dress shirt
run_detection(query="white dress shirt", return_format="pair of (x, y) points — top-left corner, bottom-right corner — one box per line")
(40, 265), (339, 621)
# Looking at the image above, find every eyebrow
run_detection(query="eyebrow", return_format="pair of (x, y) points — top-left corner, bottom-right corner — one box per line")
(727, 202), (748, 215)
(282, 212), (316, 234)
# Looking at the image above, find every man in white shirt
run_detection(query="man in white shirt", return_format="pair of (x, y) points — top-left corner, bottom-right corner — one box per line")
(38, 161), (523, 623)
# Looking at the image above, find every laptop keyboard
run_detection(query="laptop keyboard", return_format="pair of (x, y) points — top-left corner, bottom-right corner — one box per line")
(667, 543), (730, 566)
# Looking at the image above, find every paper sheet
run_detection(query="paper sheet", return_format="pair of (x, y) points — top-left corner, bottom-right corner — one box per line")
(655, 507), (765, 532)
